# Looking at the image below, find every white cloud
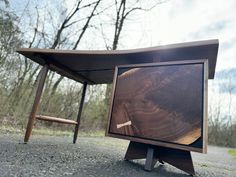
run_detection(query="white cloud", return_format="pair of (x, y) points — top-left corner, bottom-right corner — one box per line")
(116, 0), (236, 71)
(141, 0), (236, 71)
(10, 0), (236, 71)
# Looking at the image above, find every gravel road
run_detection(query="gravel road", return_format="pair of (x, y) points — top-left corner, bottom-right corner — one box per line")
(0, 134), (235, 177)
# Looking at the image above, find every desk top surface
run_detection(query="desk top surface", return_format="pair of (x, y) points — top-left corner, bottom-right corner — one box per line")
(17, 39), (219, 84)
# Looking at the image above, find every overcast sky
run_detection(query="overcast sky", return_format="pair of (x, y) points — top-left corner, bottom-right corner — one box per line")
(10, 0), (236, 72)
(8, 0), (236, 120)
(128, 0), (236, 72)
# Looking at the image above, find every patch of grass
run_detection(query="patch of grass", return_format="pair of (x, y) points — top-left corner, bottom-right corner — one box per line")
(32, 128), (105, 137)
(0, 125), (23, 134)
(200, 164), (208, 167)
(33, 128), (73, 137)
(228, 149), (236, 158)
(78, 131), (105, 137)
(0, 125), (105, 137)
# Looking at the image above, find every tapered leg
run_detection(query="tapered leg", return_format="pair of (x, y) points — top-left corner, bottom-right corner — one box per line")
(73, 82), (87, 144)
(24, 65), (48, 143)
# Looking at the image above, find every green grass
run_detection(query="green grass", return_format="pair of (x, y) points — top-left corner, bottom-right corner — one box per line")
(0, 125), (22, 134)
(0, 125), (105, 137)
(33, 127), (105, 137)
(228, 149), (236, 158)
(200, 164), (208, 167)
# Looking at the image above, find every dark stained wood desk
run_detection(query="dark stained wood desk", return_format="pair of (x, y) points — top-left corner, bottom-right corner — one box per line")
(17, 39), (219, 144)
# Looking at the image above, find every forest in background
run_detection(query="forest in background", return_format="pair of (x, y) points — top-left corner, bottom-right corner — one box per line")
(0, 0), (235, 147)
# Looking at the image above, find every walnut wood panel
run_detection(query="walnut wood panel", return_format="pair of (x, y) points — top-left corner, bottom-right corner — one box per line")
(107, 60), (208, 152)
(35, 115), (78, 125)
(202, 61), (209, 153)
(124, 141), (148, 160)
(158, 146), (195, 175)
(124, 141), (195, 175)
(17, 39), (218, 84)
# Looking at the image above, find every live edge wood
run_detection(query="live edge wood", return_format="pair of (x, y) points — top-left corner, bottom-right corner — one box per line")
(125, 141), (195, 175)
(36, 115), (78, 125)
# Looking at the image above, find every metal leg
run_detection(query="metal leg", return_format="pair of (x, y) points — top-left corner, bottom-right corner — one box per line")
(73, 82), (87, 144)
(24, 65), (48, 143)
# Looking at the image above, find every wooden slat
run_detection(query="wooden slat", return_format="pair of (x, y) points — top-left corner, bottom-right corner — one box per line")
(35, 115), (78, 125)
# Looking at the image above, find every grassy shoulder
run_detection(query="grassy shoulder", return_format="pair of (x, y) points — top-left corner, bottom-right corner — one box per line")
(0, 125), (105, 137)
(228, 149), (236, 158)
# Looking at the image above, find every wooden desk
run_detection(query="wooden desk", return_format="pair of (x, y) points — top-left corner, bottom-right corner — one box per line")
(17, 39), (218, 144)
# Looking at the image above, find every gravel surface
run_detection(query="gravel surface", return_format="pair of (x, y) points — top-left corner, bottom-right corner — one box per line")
(0, 134), (235, 177)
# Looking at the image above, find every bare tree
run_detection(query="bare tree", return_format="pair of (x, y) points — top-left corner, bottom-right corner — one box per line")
(42, 0), (103, 112)
(208, 71), (236, 147)
(103, 0), (167, 104)
(0, 0), (170, 131)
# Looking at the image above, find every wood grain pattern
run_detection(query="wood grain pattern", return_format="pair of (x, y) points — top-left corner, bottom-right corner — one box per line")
(109, 63), (203, 145)
(17, 39), (218, 84)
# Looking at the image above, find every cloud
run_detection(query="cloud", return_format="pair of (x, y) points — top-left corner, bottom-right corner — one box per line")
(146, 0), (236, 71)
(10, 0), (236, 72)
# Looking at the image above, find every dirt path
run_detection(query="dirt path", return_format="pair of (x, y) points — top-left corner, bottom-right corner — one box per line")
(0, 134), (235, 177)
